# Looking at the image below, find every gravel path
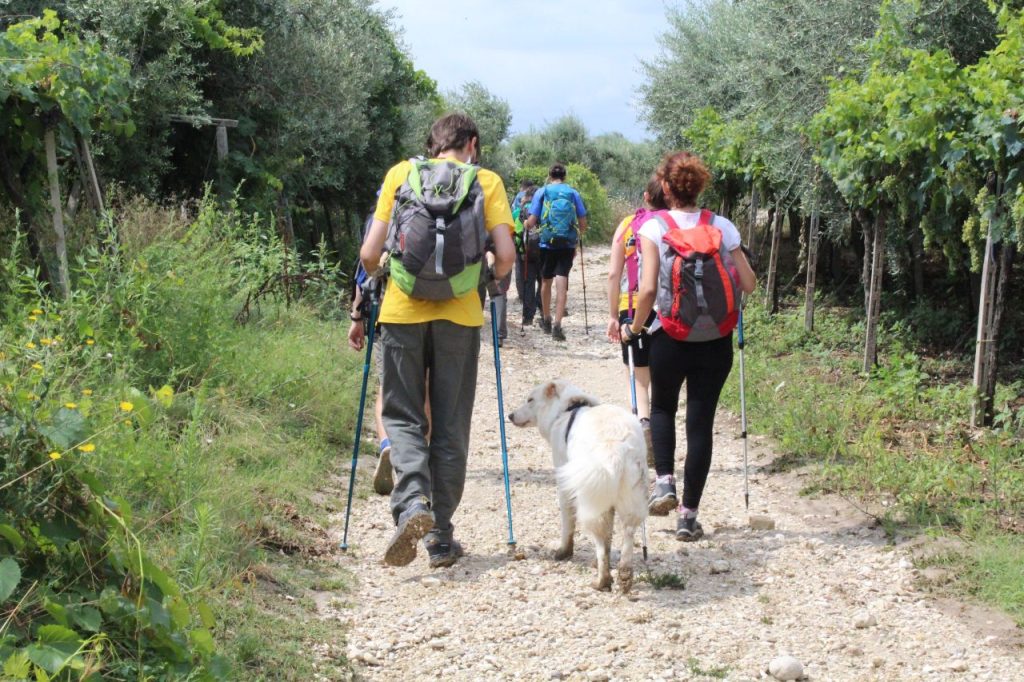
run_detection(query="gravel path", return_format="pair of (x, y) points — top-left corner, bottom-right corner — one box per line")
(325, 246), (1022, 681)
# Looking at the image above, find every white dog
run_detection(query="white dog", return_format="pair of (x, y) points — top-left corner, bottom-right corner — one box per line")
(509, 380), (648, 592)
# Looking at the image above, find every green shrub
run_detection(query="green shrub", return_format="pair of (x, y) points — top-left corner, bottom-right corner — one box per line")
(0, 197), (358, 679)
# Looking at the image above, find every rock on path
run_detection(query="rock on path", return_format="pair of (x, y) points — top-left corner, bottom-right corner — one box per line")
(322, 246), (1022, 681)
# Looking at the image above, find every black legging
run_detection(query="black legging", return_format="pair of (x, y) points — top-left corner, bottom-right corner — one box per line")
(649, 331), (733, 510)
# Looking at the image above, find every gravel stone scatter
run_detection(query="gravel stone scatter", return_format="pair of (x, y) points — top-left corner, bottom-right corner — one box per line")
(768, 655), (804, 680)
(321, 247), (1024, 681)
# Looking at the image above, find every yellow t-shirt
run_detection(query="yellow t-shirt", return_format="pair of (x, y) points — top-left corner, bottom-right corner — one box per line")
(374, 159), (513, 326)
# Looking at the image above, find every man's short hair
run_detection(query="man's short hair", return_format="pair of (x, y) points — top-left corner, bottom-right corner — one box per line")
(520, 179), (537, 191)
(429, 112), (480, 156)
(549, 163), (567, 180)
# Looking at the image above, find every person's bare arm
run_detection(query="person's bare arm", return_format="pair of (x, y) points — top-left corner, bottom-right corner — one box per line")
(606, 226), (626, 343)
(490, 224), (515, 279)
(731, 247), (757, 294)
(360, 218), (388, 274)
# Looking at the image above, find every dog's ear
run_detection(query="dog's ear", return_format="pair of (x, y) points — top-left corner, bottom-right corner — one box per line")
(544, 382), (559, 399)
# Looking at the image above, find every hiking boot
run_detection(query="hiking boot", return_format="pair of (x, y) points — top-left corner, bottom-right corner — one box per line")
(676, 514), (704, 542)
(372, 439), (393, 496)
(426, 539), (464, 569)
(540, 318), (552, 334)
(551, 324), (566, 342)
(383, 499), (434, 567)
(648, 476), (677, 516)
(639, 418), (654, 468)
(497, 335), (505, 348)
(522, 316), (534, 327)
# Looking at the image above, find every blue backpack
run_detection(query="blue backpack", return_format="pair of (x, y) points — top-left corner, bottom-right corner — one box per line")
(539, 184), (578, 248)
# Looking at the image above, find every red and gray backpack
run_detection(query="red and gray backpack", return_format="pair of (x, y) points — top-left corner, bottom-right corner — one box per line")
(655, 209), (741, 342)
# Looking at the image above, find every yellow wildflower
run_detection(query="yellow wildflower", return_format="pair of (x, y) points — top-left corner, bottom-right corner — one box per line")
(40, 338), (53, 346)
(78, 443), (95, 453)
(49, 451), (62, 460)
(119, 401), (134, 412)
(31, 363), (43, 370)
(28, 315), (37, 322)
(82, 389), (93, 396)
(85, 339), (95, 346)
(123, 419), (132, 426)
(25, 342), (36, 349)
(31, 308), (43, 315)
(65, 402), (78, 409)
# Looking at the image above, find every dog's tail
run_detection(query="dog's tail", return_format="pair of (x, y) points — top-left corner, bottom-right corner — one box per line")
(556, 437), (638, 519)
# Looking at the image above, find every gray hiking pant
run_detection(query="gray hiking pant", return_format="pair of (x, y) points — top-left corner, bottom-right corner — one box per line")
(380, 320), (481, 543)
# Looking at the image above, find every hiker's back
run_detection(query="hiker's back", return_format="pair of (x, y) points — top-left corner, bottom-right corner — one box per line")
(538, 183), (581, 249)
(651, 209), (741, 342)
(386, 158), (487, 301)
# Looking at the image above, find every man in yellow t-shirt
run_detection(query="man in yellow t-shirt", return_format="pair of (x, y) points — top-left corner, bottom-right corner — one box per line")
(360, 113), (515, 569)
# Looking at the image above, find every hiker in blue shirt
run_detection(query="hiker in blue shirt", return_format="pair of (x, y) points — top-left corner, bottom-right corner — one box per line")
(525, 163), (588, 341)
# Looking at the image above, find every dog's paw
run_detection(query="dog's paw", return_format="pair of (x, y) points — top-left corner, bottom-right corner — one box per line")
(550, 544), (573, 561)
(592, 575), (613, 592)
(617, 567), (634, 594)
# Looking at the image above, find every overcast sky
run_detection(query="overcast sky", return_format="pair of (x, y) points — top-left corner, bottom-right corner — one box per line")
(375, 1), (672, 142)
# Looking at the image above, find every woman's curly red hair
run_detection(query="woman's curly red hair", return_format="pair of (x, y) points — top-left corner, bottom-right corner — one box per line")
(657, 151), (711, 208)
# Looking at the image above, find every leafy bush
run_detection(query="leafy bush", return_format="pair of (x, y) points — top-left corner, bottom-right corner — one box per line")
(0, 197), (358, 679)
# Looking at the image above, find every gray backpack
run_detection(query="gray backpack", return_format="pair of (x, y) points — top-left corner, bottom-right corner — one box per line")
(385, 159), (487, 300)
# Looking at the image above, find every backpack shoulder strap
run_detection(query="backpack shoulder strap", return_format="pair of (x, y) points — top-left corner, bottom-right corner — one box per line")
(405, 158), (429, 200)
(698, 209), (715, 226)
(659, 211), (681, 232)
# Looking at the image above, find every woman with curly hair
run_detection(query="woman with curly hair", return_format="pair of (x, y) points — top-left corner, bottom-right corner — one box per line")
(621, 151), (756, 541)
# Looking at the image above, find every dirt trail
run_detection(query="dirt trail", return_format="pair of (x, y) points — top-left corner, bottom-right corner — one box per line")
(324, 246), (1022, 681)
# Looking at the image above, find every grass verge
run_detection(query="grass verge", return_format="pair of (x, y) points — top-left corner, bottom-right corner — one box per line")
(723, 299), (1024, 624)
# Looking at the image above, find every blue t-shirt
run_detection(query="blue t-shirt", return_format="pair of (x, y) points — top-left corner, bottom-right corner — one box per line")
(529, 183), (587, 222)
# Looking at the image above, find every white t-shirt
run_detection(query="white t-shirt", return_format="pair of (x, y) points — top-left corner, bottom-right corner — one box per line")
(637, 210), (743, 258)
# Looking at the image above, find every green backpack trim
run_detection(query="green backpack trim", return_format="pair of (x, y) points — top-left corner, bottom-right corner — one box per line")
(406, 159), (479, 216)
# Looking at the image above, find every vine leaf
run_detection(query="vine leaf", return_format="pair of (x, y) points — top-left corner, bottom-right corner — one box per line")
(37, 408), (87, 450)
(0, 557), (20, 601)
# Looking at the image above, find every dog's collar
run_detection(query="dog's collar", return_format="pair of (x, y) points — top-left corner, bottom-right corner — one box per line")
(565, 403), (587, 443)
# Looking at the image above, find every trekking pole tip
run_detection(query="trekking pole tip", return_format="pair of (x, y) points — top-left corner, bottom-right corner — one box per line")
(340, 542), (349, 552)
(642, 546), (648, 562)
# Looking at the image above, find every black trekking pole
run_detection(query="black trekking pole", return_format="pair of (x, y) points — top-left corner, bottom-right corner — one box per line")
(578, 236), (590, 335)
(340, 284), (380, 551)
(490, 295), (516, 547)
(626, 340), (649, 562)
(521, 253), (527, 335)
(738, 296), (750, 510)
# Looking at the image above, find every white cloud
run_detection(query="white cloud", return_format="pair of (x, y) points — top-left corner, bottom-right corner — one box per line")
(375, 0), (672, 140)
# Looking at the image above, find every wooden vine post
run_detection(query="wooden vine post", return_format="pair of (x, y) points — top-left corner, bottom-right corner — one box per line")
(972, 174), (1002, 427)
(764, 199), (783, 314)
(43, 123), (70, 299)
(804, 202), (820, 332)
(862, 206), (886, 372)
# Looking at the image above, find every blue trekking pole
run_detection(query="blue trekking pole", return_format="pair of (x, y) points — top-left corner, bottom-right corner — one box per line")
(490, 297), (516, 547)
(340, 286), (379, 551)
(738, 297), (750, 510)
